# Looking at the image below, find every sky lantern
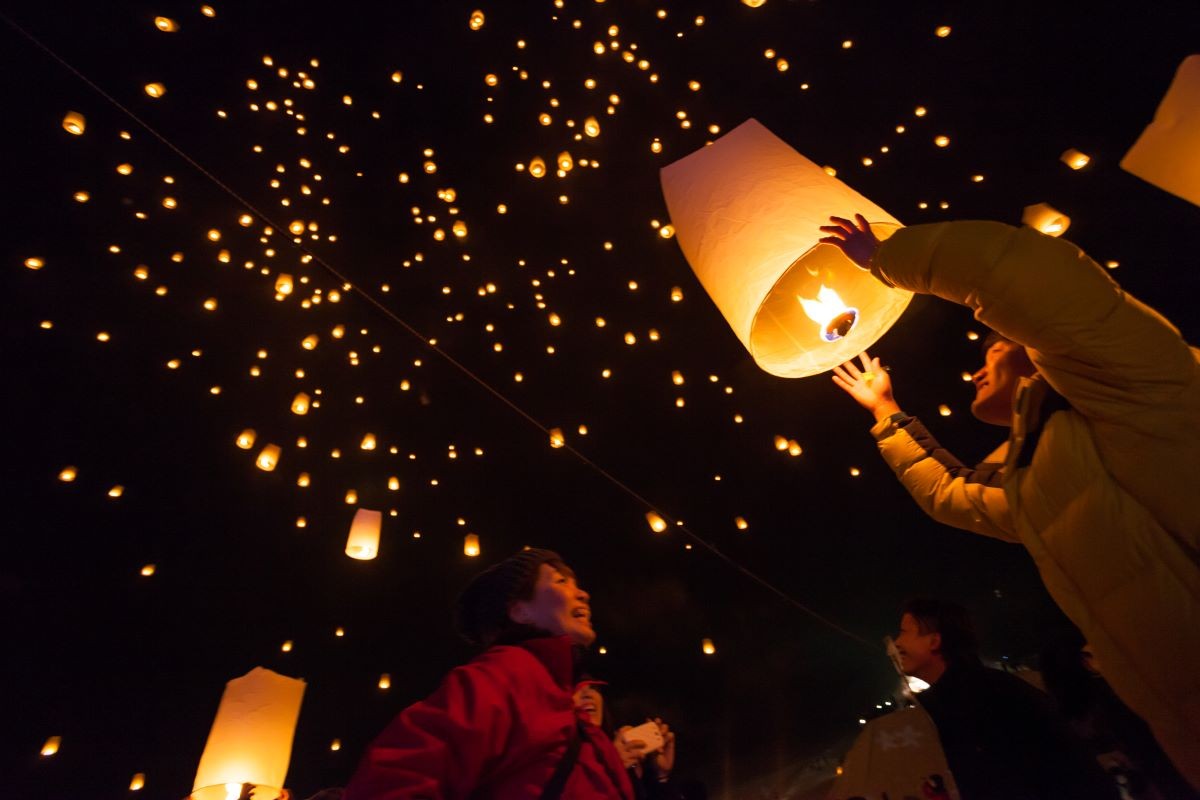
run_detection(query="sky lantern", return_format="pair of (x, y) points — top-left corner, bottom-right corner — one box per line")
(41, 736), (61, 756)
(583, 116), (601, 137)
(301, 334), (319, 350)
(129, 773), (146, 791)
(468, 9), (485, 30)
(464, 533), (481, 557)
(256, 444), (281, 471)
(1021, 203), (1071, 236)
(291, 392), (310, 415)
(275, 274), (294, 295)
(529, 157), (547, 178)
(154, 16), (177, 31)
(1060, 148), (1091, 170)
(236, 429), (256, 450)
(702, 638), (717, 655)
(646, 511), (668, 533)
(144, 83), (166, 98)
(61, 111), (85, 135)
(660, 119), (911, 378)
(548, 428), (566, 448)
(1121, 55), (1200, 208)
(191, 667), (306, 800)
(345, 508), (381, 560)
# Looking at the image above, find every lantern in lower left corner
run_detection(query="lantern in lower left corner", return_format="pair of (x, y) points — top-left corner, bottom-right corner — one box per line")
(345, 508), (381, 560)
(190, 667), (306, 800)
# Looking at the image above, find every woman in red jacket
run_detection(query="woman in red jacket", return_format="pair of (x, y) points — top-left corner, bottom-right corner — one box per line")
(343, 548), (634, 800)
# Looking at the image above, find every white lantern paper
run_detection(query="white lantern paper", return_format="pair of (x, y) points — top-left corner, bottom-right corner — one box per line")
(345, 508), (382, 560)
(660, 119), (911, 378)
(1121, 55), (1200, 208)
(1021, 203), (1071, 237)
(192, 667), (305, 799)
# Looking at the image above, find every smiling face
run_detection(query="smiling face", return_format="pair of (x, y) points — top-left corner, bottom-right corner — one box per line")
(508, 563), (595, 646)
(971, 339), (1035, 426)
(573, 683), (604, 727)
(894, 613), (946, 684)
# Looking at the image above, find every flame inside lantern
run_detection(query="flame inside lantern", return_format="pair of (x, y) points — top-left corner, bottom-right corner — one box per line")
(798, 285), (859, 342)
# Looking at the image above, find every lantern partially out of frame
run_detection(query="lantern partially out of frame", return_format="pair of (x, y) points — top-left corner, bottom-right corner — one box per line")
(345, 508), (381, 560)
(1121, 55), (1200, 209)
(191, 667), (305, 800)
(660, 119), (911, 378)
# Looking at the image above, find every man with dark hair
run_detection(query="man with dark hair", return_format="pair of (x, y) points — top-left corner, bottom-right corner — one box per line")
(893, 598), (1117, 799)
(343, 548), (633, 800)
(822, 216), (1200, 787)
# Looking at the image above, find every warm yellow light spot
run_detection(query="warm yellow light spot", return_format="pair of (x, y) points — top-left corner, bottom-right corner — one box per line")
(281, 640), (293, 652)
(624, 332), (637, 346)
(41, 737), (61, 756)
(200, 5), (215, 17)
(659, 224), (675, 239)
(302, 334), (319, 350)
(378, 673), (391, 690)
(939, 404), (952, 416)
(1105, 260), (1119, 269)
(144, 82), (166, 98)
(344, 489), (358, 505)
(58, 466), (78, 482)
(361, 433), (377, 451)
(468, 9), (485, 29)
(670, 286), (684, 302)
(915, 106), (927, 117)
(850, 467), (862, 477)
(583, 116), (601, 138)
(529, 157), (547, 178)
(335, 627), (345, 637)
(117, 163), (134, 176)
(295, 517), (306, 528)
(842, 40), (853, 49)
(934, 135), (950, 148)
(140, 563), (156, 576)
(646, 511), (668, 533)
(787, 440), (803, 457)
(549, 428), (566, 448)
(935, 25), (952, 37)
(24, 257), (46, 271)
(108, 485), (124, 498)
(129, 773), (146, 791)
(330, 739), (342, 751)
(1060, 148), (1091, 170)
(464, 533), (481, 557)
(96, 331), (111, 342)
(297, 473), (310, 488)
(62, 111), (86, 135)
(255, 444), (280, 471)
(776, 58), (789, 72)
(73, 190), (90, 202)
(823, 165), (838, 177)
(154, 16), (178, 31)
(702, 638), (716, 655)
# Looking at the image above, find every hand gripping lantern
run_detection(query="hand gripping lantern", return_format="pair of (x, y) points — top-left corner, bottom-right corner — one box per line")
(660, 119), (912, 378)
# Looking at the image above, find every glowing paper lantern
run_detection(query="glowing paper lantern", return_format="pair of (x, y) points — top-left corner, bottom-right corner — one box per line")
(660, 119), (911, 378)
(154, 16), (178, 31)
(646, 511), (668, 533)
(1060, 148), (1091, 170)
(1021, 203), (1071, 237)
(129, 773), (146, 790)
(464, 533), (480, 557)
(1121, 55), (1200, 208)
(191, 667), (306, 800)
(702, 638), (716, 655)
(345, 508), (381, 560)
(41, 736), (61, 756)
(291, 393), (310, 415)
(236, 429), (256, 449)
(62, 111), (85, 135)
(256, 444), (281, 471)
(275, 274), (294, 295)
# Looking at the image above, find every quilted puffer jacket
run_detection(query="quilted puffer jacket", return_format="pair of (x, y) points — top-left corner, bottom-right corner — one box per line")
(867, 220), (1200, 788)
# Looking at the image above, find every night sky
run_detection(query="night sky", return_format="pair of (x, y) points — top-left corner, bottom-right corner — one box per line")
(4, 1), (1199, 798)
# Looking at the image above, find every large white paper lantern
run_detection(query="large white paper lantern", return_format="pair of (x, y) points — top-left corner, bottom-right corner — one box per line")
(345, 508), (382, 560)
(1122, 55), (1200, 208)
(191, 667), (306, 800)
(660, 119), (911, 378)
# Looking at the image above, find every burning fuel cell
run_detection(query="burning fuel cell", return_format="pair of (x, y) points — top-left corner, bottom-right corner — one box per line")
(660, 119), (912, 378)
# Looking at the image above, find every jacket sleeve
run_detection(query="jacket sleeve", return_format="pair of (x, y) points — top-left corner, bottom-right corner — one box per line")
(872, 221), (1196, 425)
(871, 414), (1018, 543)
(342, 662), (512, 800)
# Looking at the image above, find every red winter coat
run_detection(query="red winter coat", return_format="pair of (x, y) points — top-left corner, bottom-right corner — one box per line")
(343, 635), (634, 800)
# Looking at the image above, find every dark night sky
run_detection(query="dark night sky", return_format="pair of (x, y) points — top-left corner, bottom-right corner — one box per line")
(3, 1), (1199, 798)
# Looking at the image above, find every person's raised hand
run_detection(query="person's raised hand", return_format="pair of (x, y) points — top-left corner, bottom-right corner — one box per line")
(832, 352), (901, 422)
(652, 718), (676, 776)
(818, 214), (880, 271)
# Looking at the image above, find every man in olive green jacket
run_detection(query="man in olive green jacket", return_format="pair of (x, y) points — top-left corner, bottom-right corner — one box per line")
(822, 215), (1200, 788)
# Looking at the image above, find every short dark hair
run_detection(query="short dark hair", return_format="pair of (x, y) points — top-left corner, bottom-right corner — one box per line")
(902, 597), (981, 667)
(455, 548), (574, 647)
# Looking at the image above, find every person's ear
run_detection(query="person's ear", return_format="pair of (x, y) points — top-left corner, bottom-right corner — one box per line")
(929, 631), (942, 656)
(509, 601), (532, 625)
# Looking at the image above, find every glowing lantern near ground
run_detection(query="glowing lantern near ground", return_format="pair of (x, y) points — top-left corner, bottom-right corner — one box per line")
(345, 508), (381, 560)
(191, 667), (306, 800)
(1060, 149), (1091, 170)
(660, 119), (911, 378)
(702, 638), (717, 654)
(291, 393), (310, 415)
(236, 429), (256, 449)
(1021, 203), (1071, 237)
(646, 512), (668, 533)
(62, 111), (85, 135)
(1122, 55), (1200, 208)
(464, 533), (481, 557)
(256, 444), (281, 471)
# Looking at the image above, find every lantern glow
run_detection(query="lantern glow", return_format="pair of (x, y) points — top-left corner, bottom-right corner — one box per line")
(464, 533), (480, 557)
(1021, 203), (1071, 236)
(1121, 55), (1200, 208)
(660, 120), (910, 378)
(345, 508), (382, 560)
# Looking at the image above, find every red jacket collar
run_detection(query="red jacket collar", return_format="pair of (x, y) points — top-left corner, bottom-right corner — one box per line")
(513, 635), (578, 691)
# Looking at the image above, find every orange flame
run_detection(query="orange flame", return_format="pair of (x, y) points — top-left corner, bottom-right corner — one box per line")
(798, 285), (859, 342)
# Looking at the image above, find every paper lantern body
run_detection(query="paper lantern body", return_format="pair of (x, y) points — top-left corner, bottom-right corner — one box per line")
(660, 119), (911, 378)
(1121, 55), (1200, 208)
(1021, 203), (1071, 237)
(346, 508), (381, 560)
(192, 667), (305, 796)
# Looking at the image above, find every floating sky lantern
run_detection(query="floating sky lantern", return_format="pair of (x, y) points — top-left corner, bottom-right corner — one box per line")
(548, 428), (566, 448)
(291, 393), (310, 415)
(702, 638), (717, 655)
(275, 274), (294, 295)
(660, 119), (911, 378)
(154, 16), (177, 31)
(468, 9), (485, 30)
(1021, 203), (1071, 236)
(646, 511), (668, 533)
(191, 667), (305, 800)
(1121, 55), (1200, 208)
(345, 508), (381, 560)
(236, 429), (256, 450)
(144, 83), (166, 98)
(129, 773), (146, 791)
(41, 736), (61, 756)
(255, 444), (280, 471)
(1060, 148), (1091, 170)
(464, 533), (481, 557)
(62, 111), (85, 135)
